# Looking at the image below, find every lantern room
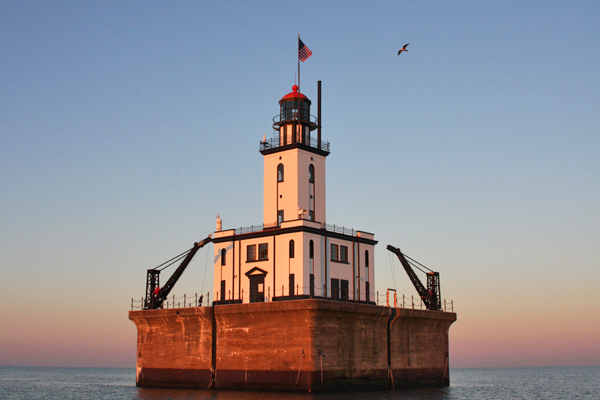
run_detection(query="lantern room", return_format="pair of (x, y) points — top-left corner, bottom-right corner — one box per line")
(272, 85), (318, 147)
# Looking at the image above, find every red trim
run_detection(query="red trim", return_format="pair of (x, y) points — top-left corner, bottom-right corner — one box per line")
(281, 84), (308, 101)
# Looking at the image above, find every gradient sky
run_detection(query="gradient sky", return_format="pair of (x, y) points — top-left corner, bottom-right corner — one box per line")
(1, 1), (599, 369)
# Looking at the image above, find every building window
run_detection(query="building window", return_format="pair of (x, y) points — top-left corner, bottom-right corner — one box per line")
(309, 164), (314, 183)
(247, 245), (257, 261)
(277, 163), (284, 182)
(259, 243), (268, 261)
(289, 240), (295, 258)
(331, 244), (348, 263)
(340, 246), (348, 263)
(365, 250), (369, 268)
(221, 248), (226, 266)
(330, 244), (339, 262)
(278, 210), (284, 225)
(309, 240), (314, 259)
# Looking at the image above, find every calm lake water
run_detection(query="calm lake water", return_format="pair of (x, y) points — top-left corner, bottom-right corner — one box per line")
(0, 365), (598, 400)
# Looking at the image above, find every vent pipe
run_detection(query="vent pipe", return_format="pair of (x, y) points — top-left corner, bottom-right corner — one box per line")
(318, 80), (322, 150)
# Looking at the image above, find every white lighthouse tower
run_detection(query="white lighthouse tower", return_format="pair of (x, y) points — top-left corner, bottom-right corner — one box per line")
(212, 83), (376, 304)
(262, 84), (326, 226)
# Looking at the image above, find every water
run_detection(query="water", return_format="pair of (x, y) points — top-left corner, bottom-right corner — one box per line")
(0, 366), (598, 400)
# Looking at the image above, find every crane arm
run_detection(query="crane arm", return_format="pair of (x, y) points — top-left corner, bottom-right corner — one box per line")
(144, 235), (212, 309)
(386, 245), (433, 309)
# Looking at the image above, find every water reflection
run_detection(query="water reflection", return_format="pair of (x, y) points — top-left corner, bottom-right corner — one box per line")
(133, 387), (455, 400)
(130, 367), (600, 400)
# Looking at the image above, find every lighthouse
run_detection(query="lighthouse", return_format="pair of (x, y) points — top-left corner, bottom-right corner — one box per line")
(212, 83), (377, 304)
(129, 79), (456, 392)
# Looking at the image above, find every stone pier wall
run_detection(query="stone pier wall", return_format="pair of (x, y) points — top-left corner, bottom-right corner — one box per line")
(129, 299), (456, 391)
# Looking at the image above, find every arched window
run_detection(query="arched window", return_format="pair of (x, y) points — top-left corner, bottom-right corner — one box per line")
(365, 250), (369, 268)
(277, 164), (284, 182)
(221, 248), (226, 266)
(308, 164), (314, 183)
(309, 240), (314, 259)
(289, 240), (295, 258)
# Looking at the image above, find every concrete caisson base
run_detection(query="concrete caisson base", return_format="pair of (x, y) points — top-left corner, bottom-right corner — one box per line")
(129, 299), (456, 392)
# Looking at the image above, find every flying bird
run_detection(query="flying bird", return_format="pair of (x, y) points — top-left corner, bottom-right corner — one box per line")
(398, 43), (409, 55)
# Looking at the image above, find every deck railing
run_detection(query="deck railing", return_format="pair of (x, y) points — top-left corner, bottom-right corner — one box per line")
(235, 223), (278, 235)
(378, 290), (454, 312)
(130, 292), (210, 311)
(323, 224), (357, 236)
(131, 287), (454, 313)
(234, 222), (358, 236)
(260, 133), (330, 153)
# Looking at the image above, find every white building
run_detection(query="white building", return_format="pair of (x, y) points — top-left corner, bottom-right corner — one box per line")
(212, 83), (376, 304)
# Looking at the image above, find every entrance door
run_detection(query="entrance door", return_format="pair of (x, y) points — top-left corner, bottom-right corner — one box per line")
(341, 279), (349, 301)
(289, 274), (295, 296)
(331, 278), (340, 300)
(249, 274), (265, 303)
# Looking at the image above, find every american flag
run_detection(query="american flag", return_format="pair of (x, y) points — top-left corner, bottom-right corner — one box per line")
(298, 39), (312, 62)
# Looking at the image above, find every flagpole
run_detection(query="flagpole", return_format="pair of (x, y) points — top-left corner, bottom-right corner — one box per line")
(297, 34), (301, 92)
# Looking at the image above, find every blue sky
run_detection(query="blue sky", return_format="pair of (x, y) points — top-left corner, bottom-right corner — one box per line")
(1, 1), (599, 368)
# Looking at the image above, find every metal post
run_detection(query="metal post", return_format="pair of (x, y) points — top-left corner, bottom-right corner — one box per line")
(317, 80), (322, 150)
(377, 291), (379, 306)
(184, 294), (186, 307)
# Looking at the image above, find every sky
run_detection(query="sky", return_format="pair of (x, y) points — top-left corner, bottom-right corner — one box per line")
(1, 1), (599, 369)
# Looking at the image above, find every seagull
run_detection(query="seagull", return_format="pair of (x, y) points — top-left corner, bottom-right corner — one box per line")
(398, 43), (409, 55)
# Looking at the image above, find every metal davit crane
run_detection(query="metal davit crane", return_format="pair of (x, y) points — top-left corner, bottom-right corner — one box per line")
(144, 235), (212, 310)
(386, 245), (442, 311)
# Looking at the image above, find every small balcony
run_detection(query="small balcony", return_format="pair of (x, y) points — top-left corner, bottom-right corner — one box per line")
(260, 132), (330, 154)
(272, 112), (319, 130)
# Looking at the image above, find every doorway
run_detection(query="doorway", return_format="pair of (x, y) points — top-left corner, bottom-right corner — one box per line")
(249, 274), (265, 303)
(245, 267), (268, 303)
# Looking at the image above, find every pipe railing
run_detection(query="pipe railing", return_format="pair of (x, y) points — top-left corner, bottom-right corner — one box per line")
(131, 290), (454, 313)
(131, 292), (210, 311)
(260, 133), (330, 153)
(233, 222), (359, 236)
(272, 112), (318, 126)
